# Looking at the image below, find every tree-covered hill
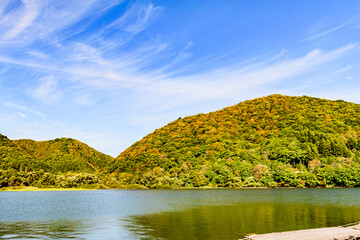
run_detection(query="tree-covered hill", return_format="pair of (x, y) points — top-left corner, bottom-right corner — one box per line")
(14, 138), (113, 173)
(3, 94), (360, 189)
(111, 95), (360, 188)
(0, 135), (113, 188)
(1, 136), (113, 173)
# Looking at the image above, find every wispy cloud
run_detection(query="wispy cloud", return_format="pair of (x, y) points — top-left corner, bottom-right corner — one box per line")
(306, 22), (348, 41)
(2, 0), (40, 40)
(0, 34), (358, 109)
(121, 3), (163, 34)
(0, 1), (359, 155)
(0, 0), (123, 45)
(29, 75), (63, 103)
(27, 50), (48, 59)
(136, 44), (359, 101)
(17, 112), (27, 118)
(305, 15), (360, 41)
(1, 101), (45, 117)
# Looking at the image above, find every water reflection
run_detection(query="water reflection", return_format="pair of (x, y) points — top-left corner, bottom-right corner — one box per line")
(125, 203), (360, 240)
(0, 219), (89, 239)
(1, 189), (360, 239)
(0, 218), (145, 240)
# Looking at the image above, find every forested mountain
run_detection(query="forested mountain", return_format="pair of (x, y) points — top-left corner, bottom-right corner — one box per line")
(0, 136), (113, 188)
(3, 94), (360, 189)
(1, 136), (113, 173)
(111, 95), (360, 188)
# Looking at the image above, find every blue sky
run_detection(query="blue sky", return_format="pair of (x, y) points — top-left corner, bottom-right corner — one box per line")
(0, 0), (360, 156)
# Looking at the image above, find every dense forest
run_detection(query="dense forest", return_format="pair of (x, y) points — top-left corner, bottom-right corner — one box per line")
(0, 135), (113, 189)
(112, 95), (360, 188)
(2, 94), (360, 189)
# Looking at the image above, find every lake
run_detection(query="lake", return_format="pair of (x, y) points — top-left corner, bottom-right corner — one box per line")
(1, 188), (360, 239)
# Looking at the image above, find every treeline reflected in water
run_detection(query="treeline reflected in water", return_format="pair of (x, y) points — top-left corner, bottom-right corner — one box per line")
(0, 219), (90, 239)
(1, 189), (360, 239)
(125, 203), (360, 240)
(1, 204), (360, 239)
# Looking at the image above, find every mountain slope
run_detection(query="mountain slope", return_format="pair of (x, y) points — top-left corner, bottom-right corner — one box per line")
(3, 94), (360, 189)
(0, 136), (113, 174)
(112, 95), (360, 188)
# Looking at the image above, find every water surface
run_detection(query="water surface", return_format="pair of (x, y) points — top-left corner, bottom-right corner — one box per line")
(1, 189), (360, 239)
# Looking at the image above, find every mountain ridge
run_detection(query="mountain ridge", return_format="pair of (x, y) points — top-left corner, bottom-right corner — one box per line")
(0, 135), (113, 189)
(1, 136), (113, 173)
(2, 94), (360, 189)
(109, 94), (360, 188)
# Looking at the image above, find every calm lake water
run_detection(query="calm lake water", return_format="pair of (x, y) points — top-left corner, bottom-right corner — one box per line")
(1, 189), (360, 239)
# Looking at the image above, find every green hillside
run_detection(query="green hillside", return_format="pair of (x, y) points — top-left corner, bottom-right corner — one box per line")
(0, 136), (113, 188)
(3, 94), (360, 189)
(112, 95), (360, 188)
(13, 138), (112, 173)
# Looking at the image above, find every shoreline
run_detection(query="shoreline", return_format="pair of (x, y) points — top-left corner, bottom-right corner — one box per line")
(0, 186), (95, 192)
(0, 185), (351, 192)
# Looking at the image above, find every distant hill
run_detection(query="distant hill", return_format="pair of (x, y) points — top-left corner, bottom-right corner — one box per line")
(0, 135), (113, 173)
(112, 95), (360, 188)
(0, 135), (114, 188)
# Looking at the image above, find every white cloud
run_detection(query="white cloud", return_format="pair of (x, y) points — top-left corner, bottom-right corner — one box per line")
(0, 0), (123, 45)
(29, 75), (62, 103)
(139, 44), (358, 101)
(0, 39), (358, 110)
(0, 1), (359, 155)
(122, 3), (163, 34)
(18, 112), (27, 118)
(96, 2), (162, 36)
(2, 101), (45, 117)
(27, 50), (48, 59)
(72, 92), (95, 106)
(306, 23), (348, 41)
(304, 15), (357, 41)
(2, 0), (41, 40)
